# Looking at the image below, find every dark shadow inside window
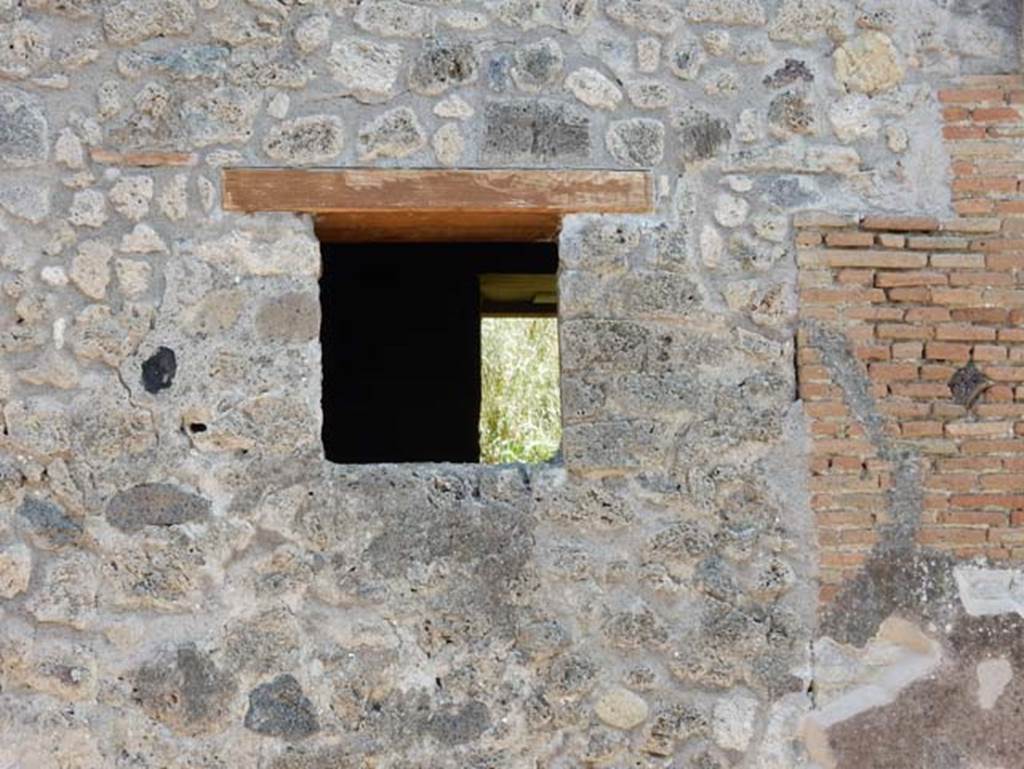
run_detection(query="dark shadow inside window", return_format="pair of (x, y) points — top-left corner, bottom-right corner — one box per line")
(319, 242), (558, 464)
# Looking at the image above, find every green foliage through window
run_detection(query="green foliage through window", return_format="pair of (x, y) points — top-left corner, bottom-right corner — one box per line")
(480, 317), (561, 464)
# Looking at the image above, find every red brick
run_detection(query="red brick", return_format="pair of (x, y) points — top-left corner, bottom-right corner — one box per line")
(972, 344), (1008, 361)
(918, 527), (989, 545)
(869, 363), (918, 381)
(796, 231), (823, 247)
(952, 177), (1017, 193)
(901, 421), (943, 437)
(800, 382), (840, 400)
(986, 253), (1024, 270)
(904, 308), (950, 323)
(825, 251), (928, 269)
(825, 231), (876, 247)
(801, 288), (887, 304)
(887, 287), (932, 303)
(805, 402), (848, 418)
(921, 364), (957, 380)
(815, 511), (877, 527)
(949, 271), (1014, 287)
(931, 288), (986, 305)
(890, 382), (956, 398)
(840, 529), (880, 545)
(938, 88), (1004, 104)
(933, 402), (969, 419)
(879, 401), (930, 418)
(994, 200), (1024, 214)
(950, 307), (1009, 323)
(891, 341), (924, 358)
(940, 218), (1003, 234)
(939, 457), (995, 471)
(942, 511), (1010, 526)
(846, 307), (904, 321)
(951, 494), (1024, 509)
(836, 269), (875, 285)
(985, 289), (1024, 307)
(926, 341), (977, 361)
(853, 344), (891, 361)
(877, 323), (933, 340)
(955, 199), (995, 216)
(945, 421), (1014, 438)
(931, 253), (986, 269)
(981, 474), (1024, 491)
(972, 239), (1024, 252)
(942, 107), (971, 122)
(984, 366), (1024, 382)
(944, 125), (987, 140)
(860, 216), (940, 231)
(971, 106), (1022, 123)
(874, 271), (947, 287)
(935, 323), (997, 341)
(963, 440), (1024, 454)
(925, 474), (979, 493)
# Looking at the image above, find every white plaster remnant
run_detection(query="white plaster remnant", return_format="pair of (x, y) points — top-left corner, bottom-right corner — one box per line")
(0, 542), (32, 598)
(53, 317), (66, 350)
(594, 687), (649, 729)
(802, 617), (942, 769)
(700, 224), (724, 267)
(120, 223), (167, 254)
(637, 38), (660, 72)
(977, 657), (1013, 710)
(40, 265), (67, 286)
(70, 239), (113, 300)
(954, 566), (1024, 617)
(566, 67), (623, 110)
(834, 31), (904, 95)
(433, 94), (474, 120)
(432, 123), (464, 166)
(714, 193), (749, 227)
(713, 691), (758, 751)
(55, 128), (85, 169)
(68, 189), (108, 228)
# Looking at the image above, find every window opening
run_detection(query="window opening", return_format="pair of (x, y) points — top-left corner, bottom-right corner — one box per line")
(319, 242), (560, 465)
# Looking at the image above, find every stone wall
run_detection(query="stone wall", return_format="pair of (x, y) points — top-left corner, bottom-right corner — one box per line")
(0, 2), (1020, 768)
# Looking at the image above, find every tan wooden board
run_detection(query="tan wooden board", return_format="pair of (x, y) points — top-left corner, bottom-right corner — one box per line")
(223, 168), (653, 214)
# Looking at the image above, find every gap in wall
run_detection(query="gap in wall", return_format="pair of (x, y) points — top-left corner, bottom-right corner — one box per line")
(319, 242), (560, 465)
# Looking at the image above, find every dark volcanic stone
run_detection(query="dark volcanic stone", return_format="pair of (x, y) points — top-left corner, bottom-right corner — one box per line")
(676, 112), (731, 163)
(408, 40), (478, 95)
(763, 58), (814, 89)
(133, 643), (237, 736)
(482, 99), (590, 162)
(141, 346), (177, 393)
(106, 483), (211, 532)
(17, 495), (83, 547)
(424, 700), (490, 746)
(948, 361), (990, 407)
(244, 674), (319, 740)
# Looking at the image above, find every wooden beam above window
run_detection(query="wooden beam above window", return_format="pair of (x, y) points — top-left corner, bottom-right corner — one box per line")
(221, 168), (654, 242)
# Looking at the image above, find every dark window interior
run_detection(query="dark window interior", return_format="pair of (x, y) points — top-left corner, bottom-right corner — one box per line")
(319, 242), (557, 464)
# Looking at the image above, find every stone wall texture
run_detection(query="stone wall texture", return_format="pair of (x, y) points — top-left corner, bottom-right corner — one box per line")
(0, 2), (1022, 768)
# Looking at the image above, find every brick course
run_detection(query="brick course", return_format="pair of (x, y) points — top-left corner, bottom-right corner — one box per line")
(800, 77), (1024, 600)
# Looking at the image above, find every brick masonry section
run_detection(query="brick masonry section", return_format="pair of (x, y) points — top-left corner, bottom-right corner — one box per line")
(798, 78), (1024, 600)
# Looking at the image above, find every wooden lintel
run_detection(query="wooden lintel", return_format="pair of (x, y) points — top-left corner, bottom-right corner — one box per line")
(222, 168), (654, 216)
(313, 210), (564, 243)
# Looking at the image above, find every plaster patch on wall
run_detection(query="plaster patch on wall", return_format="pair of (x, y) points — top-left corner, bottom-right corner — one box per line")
(802, 617), (942, 768)
(954, 566), (1024, 618)
(976, 657), (1013, 711)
